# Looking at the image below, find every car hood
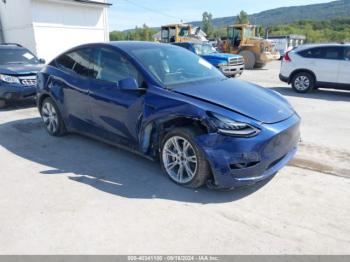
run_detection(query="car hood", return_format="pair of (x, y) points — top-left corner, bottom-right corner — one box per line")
(201, 53), (240, 61)
(0, 64), (43, 75)
(173, 78), (294, 124)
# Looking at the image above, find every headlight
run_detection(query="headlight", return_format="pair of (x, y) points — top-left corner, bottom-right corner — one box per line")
(0, 74), (20, 84)
(209, 112), (260, 137)
(218, 62), (228, 67)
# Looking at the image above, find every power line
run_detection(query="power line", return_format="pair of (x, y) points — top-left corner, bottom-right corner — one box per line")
(119, 0), (183, 22)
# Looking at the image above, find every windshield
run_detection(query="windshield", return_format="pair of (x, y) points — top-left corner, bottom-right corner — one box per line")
(0, 49), (40, 65)
(179, 27), (189, 37)
(193, 44), (217, 55)
(243, 27), (255, 38)
(131, 45), (224, 87)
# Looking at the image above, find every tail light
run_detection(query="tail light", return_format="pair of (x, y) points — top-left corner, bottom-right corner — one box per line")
(284, 51), (292, 62)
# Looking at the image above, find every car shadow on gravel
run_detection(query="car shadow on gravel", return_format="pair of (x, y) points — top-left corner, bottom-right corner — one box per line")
(271, 87), (350, 102)
(0, 117), (273, 204)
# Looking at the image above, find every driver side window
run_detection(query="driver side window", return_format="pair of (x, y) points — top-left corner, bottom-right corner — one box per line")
(90, 47), (142, 85)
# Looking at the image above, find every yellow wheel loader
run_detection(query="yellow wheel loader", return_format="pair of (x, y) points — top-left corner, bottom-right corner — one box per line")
(160, 24), (203, 44)
(220, 24), (280, 69)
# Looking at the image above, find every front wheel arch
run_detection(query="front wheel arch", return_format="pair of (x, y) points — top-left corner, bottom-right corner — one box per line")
(143, 116), (210, 158)
(289, 69), (317, 85)
(38, 93), (52, 112)
(160, 127), (212, 188)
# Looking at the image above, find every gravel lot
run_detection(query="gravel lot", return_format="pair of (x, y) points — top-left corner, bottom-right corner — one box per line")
(0, 61), (349, 254)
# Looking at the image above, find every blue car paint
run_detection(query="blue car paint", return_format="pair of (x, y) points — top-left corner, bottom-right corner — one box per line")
(37, 41), (300, 189)
(0, 46), (43, 101)
(172, 42), (242, 67)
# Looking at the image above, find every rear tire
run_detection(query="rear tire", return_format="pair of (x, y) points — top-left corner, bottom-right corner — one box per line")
(239, 50), (256, 70)
(40, 97), (66, 136)
(0, 100), (6, 109)
(160, 128), (211, 188)
(291, 72), (315, 93)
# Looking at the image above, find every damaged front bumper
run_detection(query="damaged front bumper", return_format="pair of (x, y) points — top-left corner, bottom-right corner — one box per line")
(195, 114), (301, 189)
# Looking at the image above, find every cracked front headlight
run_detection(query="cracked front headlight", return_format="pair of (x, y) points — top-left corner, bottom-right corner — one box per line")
(209, 112), (260, 137)
(0, 74), (20, 84)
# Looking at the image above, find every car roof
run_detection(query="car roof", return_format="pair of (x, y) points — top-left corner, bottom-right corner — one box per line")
(0, 43), (25, 49)
(296, 43), (350, 51)
(0, 45), (25, 50)
(108, 41), (169, 52)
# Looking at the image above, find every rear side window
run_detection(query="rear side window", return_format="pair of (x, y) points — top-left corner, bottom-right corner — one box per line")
(55, 53), (75, 71)
(90, 48), (141, 84)
(299, 46), (343, 60)
(55, 48), (93, 78)
(298, 47), (323, 58)
(323, 47), (342, 59)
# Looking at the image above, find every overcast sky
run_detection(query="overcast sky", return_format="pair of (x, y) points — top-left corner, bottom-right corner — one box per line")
(108, 0), (333, 30)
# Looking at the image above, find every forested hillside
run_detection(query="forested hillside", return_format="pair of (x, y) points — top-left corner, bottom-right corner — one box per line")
(189, 0), (350, 28)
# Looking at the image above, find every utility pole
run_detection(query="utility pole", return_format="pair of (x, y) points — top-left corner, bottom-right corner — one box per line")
(0, 15), (4, 43)
(0, 2), (4, 43)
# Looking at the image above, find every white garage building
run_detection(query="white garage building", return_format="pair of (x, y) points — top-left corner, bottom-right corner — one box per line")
(0, 0), (111, 61)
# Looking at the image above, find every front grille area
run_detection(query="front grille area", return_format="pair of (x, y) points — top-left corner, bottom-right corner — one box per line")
(229, 57), (245, 66)
(19, 76), (37, 86)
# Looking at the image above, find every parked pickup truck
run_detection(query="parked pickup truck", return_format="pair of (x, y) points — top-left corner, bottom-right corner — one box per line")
(172, 42), (245, 77)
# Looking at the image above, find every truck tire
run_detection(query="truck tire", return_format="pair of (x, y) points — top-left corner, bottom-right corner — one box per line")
(239, 50), (256, 70)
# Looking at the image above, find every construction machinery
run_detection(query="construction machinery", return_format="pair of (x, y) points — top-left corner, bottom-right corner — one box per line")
(160, 24), (203, 44)
(219, 24), (280, 69)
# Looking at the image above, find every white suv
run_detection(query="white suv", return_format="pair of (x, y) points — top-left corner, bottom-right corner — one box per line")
(279, 44), (350, 93)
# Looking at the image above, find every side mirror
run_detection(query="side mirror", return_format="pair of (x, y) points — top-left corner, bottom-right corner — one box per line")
(118, 77), (141, 90)
(39, 58), (46, 64)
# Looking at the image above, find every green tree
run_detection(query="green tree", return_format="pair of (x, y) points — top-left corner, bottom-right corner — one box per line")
(110, 31), (126, 41)
(235, 10), (249, 24)
(111, 24), (157, 41)
(202, 12), (214, 37)
(269, 18), (350, 43)
(212, 27), (227, 38)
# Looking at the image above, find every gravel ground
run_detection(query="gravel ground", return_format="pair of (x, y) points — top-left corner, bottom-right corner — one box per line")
(0, 61), (349, 254)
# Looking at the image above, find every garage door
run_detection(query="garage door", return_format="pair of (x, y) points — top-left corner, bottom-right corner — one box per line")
(31, 0), (108, 61)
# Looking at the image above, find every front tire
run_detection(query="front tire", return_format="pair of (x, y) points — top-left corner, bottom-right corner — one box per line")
(239, 50), (256, 70)
(291, 72), (315, 93)
(160, 128), (211, 188)
(40, 97), (66, 136)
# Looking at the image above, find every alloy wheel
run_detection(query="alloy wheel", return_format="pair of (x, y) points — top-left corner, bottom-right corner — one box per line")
(294, 76), (310, 91)
(41, 101), (59, 134)
(162, 136), (198, 184)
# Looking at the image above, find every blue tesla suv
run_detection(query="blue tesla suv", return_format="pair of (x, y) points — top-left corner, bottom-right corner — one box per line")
(0, 43), (45, 108)
(37, 42), (300, 189)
